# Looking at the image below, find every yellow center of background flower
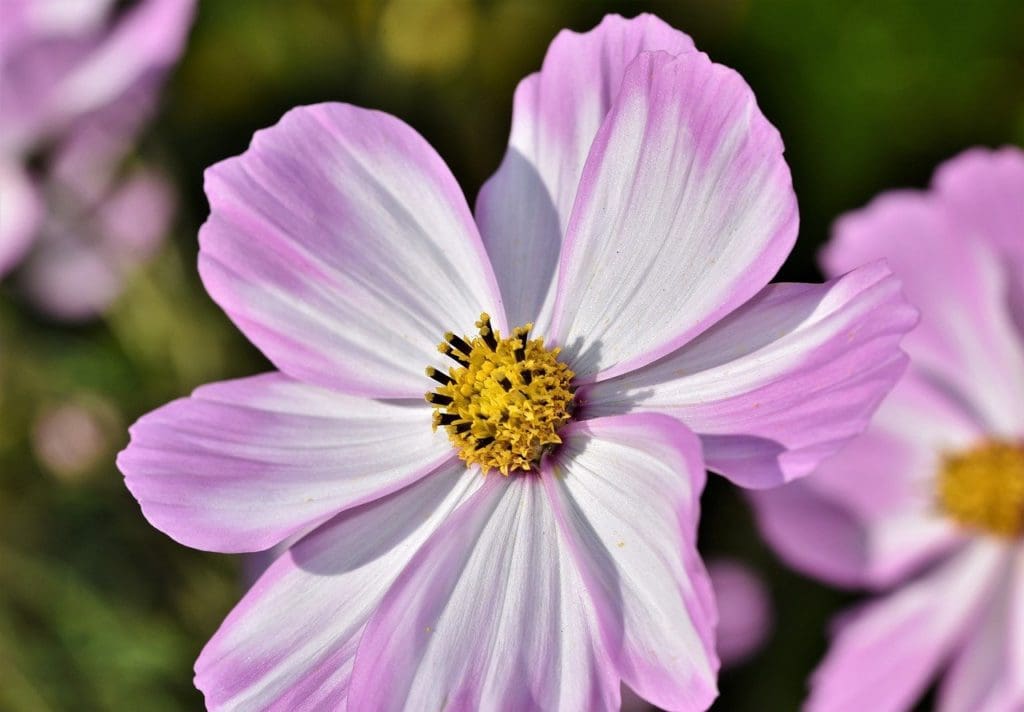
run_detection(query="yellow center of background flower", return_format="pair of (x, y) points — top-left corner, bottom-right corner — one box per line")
(425, 313), (574, 475)
(937, 440), (1024, 537)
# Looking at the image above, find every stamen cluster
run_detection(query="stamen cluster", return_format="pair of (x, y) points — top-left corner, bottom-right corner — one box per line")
(425, 314), (575, 475)
(937, 440), (1024, 538)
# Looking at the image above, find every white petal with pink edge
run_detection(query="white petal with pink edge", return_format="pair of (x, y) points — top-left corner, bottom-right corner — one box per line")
(199, 103), (505, 399)
(194, 463), (482, 711)
(347, 475), (619, 712)
(476, 13), (695, 330)
(938, 546), (1024, 712)
(806, 540), (1007, 712)
(583, 262), (915, 488)
(118, 372), (453, 553)
(544, 414), (718, 711)
(548, 50), (797, 383)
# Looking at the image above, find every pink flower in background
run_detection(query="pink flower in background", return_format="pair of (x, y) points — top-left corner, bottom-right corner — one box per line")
(0, 0), (194, 319)
(708, 558), (773, 667)
(752, 147), (1024, 712)
(118, 14), (914, 710)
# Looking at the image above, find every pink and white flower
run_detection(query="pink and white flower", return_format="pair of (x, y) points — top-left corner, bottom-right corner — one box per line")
(752, 147), (1024, 712)
(119, 14), (915, 710)
(0, 0), (194, 319)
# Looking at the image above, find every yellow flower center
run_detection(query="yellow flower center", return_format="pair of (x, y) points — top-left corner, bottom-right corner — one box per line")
(425, 313), (575, 475)
(937, 440), (1024, 537)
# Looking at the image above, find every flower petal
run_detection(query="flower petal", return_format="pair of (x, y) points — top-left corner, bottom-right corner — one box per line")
(707, 558), (772, 668)
(0, 160), (39, 276)
(806, 540), (1006, 712)
(348, 475), (619, 712)
(750, 373), (978, 589)
(932, 146), (1024, 337)
(195, 463), (482, 711)
(199, 103), (505, 398)
(118, 372), (453, 553)
(938, 548), (1024, 712)
(545, 413), (718, 711)
(476, 13), (695, 329)
(56, 0), (195, 120)
(549, 50), (797, 382)
(583, 262), (915, 488)
(824, 182), (1024, 437)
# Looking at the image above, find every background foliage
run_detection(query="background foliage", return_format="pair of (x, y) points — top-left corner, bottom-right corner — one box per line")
(2, 1), (1023, 709)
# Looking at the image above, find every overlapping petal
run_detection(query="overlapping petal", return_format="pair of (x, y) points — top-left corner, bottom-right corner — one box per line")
(118, 373), (453, 553)
(549, 50), (798, 382)
(750, 373), (978, 588)
(806, 541), (1005, 712)
(545, 414), (718, 711)
(348, 475), (618, 711)
(195, 464), (482, 711)
(583, 262), (915, 488)
(199, 103), (506, 399)
(476, 13), (695, 329)
(824, 185), (1024, 436)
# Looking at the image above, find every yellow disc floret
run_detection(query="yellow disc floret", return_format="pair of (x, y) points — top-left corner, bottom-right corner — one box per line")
(937, 440), (1024, 538)
(425, 313), (575, 475)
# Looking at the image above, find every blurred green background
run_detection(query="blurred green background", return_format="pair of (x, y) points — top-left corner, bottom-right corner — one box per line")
(2, 0), (1023, 709)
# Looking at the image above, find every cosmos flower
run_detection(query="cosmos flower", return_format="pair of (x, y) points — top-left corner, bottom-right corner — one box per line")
(0, 0), (194, 318)
(751, 147), (1024, 712)
(119, 14), (914, 710)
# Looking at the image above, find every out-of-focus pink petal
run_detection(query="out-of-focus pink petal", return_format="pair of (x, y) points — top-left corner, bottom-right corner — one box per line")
(0, 160), (40, 276)
(476, 13), (695, 329)
(932, 146), (1024, 336)
(544, 414), (718, 712)
(54, 0), (195, 125)
(118, 372), (454, 553)
(0, 0), (194, 152)
(195, 465), (483, 712)
(199, 103), (506, 399)
(19, 230), (122, 320)
(348, 475), (619, 712)
(549, 50), (797, 383)
(0, 0), (112, 61)
(583, 262), (915, 488)
(933, 146), (1024, 260)
(824, 185), (1024, 437)
(98, 165), (174, 258)
(750, 373), (977, 589)
(938, 548), (1024, 712)
(707, 558), (772, 667)
(751, 480), (960, 590)
(807, 540), (1006, 712)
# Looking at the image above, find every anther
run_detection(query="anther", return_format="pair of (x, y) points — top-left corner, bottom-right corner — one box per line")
(521, 369), (533, 385)
(445, 332), (473, 356)
(425, 366), (453, 385)
(477, 313), (498, 350)
(498, 375), (512, 391)
(436, 412), (460, 426)
(439, 343), (470, 367)
(425, 392), (453, 406)
(475, 436), (495, 449)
